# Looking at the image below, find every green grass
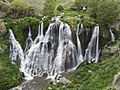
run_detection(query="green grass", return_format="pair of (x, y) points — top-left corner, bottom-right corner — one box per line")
(0, 53), (22, 90)
(49, 55), (120, 90)
(0, 34), (22, 90)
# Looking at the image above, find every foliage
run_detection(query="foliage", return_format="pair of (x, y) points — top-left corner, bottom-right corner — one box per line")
(74, 0), (120, 47)
(43, 0), (58, 17)
(56, 5), (64, 12)
(0, 53), (22, 90)
(4, 17), (40, 48)
(48, 54), (120, 90)
(75, 0), (120, 27)
(0, 0), (120, 89)
(0, 16), (44, 89)
(0, 0), (35, 18)
(0, 20), (6, 32)
(6, 0), (35, 18)
(0, 31), (22, 90)
(0, 0), (10, 16)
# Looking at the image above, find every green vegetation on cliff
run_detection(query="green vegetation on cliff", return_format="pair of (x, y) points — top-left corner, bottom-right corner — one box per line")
(0, 32), (22, 90)
(0, 53), (22, 90)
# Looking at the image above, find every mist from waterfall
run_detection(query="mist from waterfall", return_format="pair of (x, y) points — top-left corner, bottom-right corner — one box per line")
(9, 17), (101, 80)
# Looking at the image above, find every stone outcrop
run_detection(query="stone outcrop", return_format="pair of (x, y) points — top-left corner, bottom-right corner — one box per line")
(112, 72), (120, 90)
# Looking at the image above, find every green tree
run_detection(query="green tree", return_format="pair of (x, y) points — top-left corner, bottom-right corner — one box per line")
(43, 0), (57, 16)
(6, 0), (35, 18)
(75, 0), (120, 27)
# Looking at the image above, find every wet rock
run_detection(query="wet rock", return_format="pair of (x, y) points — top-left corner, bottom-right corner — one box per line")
(10, 86), (22, 90)
(22, 77), (50, 90)
(0, 20), (6, 33)
(56, 76), (71, 85)
(112, 72), (120, 90)
(49, 74), (71, 85)
(10, 77), (50, 90)
(0, 47), (5, 54)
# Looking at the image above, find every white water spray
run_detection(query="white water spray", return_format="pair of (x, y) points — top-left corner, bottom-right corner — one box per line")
(9, 18), (101, 81)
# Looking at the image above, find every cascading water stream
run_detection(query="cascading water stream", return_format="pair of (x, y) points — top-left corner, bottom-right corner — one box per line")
(9, 17), (101, 81)
(21, 19), (61, 80)
(24, 27), (33, 54)
(9, 29), (24, 72)
(34, 22), (44, 44)
(76, 24), (84, 65)
(109, 28), (115, 42)
(22, 22), (49, 80)
(84, 25), (100, 63)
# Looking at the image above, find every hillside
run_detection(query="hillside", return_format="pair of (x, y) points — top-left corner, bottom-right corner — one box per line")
(49, 54), (120, 90)
(26, 0), (75, 15)
(0, 0), (120, 90)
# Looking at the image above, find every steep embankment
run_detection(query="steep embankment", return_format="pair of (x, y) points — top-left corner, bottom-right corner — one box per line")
(0, 32), (22, 90)
(49, 42), (120, 90)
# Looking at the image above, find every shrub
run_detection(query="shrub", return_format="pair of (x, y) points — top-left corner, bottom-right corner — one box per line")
(56, 5), (64, 12)
(0, 53), (22, 90)
(4, 17), (40, 48)
(43, 0), (58, 17)
(75, 0), (120, 27)
(6, 0), (35, 18)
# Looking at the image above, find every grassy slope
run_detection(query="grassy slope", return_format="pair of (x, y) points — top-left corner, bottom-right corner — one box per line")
(49, 56), (120, 90)
(49, 54), (120, 90)
(0, 53), (22, 90)
(0, 34), (21, 90)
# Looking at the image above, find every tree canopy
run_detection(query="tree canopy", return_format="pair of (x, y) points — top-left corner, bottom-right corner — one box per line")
(75, 0), (120, 27)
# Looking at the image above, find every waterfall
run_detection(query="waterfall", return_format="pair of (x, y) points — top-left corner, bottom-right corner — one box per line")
(9, 29), (24, 72)
(9, 17), (101, 81)
(54, 22), (78, 74)
(84, 25), (100, 63)
(34, 22), (44, 44)
(24, 27), (33, 54)
(22, 23), (52, 80)
(109, 28), (115, 42)
(76, 24), (84, 64)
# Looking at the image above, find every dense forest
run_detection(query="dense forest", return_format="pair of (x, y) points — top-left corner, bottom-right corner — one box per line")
(0, 0), (120, 90)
